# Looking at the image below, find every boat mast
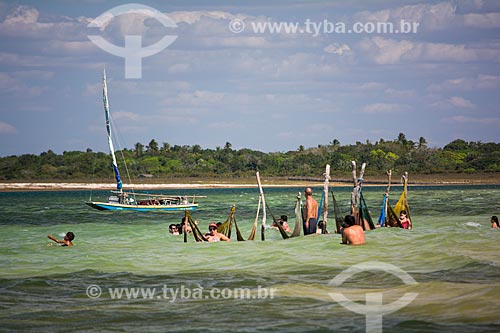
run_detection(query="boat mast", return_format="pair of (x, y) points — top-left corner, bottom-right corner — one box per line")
(102, 69), (123, 191)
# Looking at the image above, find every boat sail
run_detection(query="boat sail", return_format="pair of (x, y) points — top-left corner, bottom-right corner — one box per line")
(85, 70), (199, 212)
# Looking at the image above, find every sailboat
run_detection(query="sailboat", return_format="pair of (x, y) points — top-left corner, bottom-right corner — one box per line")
(85, 70), (199, 212)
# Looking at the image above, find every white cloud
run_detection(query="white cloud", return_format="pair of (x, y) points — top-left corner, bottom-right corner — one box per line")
(0, 72), (45, 97)
(355, 2), (457, 32)
(448, 96), (474, 108)
(168, 11), (245, 25)
(0, 5), (87, 39)
(4, 5), (39, 25)
(358, 37), (413, 64)
(358, 37), (500, 65)
(0, 121), (17, 134)
(113, 111), (140, 121)
(428, 74), (500, 92)
(355, 1), (500, 31)
(463, 12), (500, 28)
(168, 63), (191, 74)
(207, 121), (242, 129)
(324, 43), (351, 56)
(360, 103), (408, 114)
(445, 115), (500, 125)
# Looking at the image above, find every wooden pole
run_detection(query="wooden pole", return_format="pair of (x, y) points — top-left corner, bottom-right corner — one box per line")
(351, 161), (357, 215)
(321, 164), (330, 234)
(256, 172), (266, 241)
(183, 210), (188, 243)
(383, 170), (392, 227)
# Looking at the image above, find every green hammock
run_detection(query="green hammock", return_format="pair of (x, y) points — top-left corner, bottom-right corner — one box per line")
(386, 177), (411, 228)
(331, 192), (344, 234)
(357, 190), (376, 230)
(217, 205), (246, 241)
(266, 202), (290, 240)
(184, 210), (208, 242)
(290, 193), (303, 238)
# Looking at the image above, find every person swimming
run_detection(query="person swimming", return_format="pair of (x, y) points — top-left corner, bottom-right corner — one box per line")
(48, 232), (74, 246)
(491, 216), (499, 228)
(205, 223), (230, 242)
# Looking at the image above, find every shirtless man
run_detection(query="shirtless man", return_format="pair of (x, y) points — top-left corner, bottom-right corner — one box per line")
(341, 215), (365, 245)
(205, 223), (230, 242)
(48, 232), (74, 246)
(304, 187), (318, 235)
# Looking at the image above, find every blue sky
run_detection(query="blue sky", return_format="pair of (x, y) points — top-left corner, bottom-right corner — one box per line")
(0, 0), (499, 156)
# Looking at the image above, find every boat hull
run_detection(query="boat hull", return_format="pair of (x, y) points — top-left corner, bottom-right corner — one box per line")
(85, 201), (198, 212)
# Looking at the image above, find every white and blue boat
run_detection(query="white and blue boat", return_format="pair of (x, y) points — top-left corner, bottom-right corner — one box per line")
(85, 70), (199, 212)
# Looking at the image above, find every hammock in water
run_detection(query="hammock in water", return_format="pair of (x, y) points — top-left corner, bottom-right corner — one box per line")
(184, 210), (208, 242)
(378, 171), (411, 228)
(248, 192), (301, 240)
(350, 161), (376, 231)
(217, 205), (246, 241)
(357, 188), (375, 230)
(331, 192), (345, 234)
(253, 171), (292, 240)
(184, 205), (245, 242)
(268, 192), (306, 239)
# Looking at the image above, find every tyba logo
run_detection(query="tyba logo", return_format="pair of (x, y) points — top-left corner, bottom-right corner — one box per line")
(328, 261), (418, 333)
(88, 3), (177, 79)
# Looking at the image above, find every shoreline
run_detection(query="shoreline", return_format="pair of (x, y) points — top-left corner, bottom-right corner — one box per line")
(1, 178), (499, 191)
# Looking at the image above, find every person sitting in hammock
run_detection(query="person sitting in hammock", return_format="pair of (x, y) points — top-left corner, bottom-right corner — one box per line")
(399, 210), (412, 229)
(205, 223), (230, 242)
(272, 215), (291, 233)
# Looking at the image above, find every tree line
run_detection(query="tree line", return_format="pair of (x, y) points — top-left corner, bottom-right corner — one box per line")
(1, 133), (499, 181)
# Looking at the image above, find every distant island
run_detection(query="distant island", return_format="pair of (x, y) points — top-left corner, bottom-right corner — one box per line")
(1, 134), (499, 184)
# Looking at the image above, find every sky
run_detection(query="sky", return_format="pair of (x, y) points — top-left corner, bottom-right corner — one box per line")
(0, 0), (499, 156)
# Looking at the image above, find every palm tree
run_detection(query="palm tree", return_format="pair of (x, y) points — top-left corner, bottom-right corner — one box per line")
(134, 142), (144, 158)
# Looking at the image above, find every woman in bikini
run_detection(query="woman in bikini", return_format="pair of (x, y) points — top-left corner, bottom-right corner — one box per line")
(205, 223), (230, 242)
(399, 210), (412, 229)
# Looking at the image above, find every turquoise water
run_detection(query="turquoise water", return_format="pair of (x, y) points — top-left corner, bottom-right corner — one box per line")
(1, 185), (500, 332)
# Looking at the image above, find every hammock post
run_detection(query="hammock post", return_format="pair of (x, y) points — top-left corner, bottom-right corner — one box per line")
(290, 192), (303, 238)
(378, 170), (392, 227)
(321, 164), (330, 234)
(183, 210), (188, 243)
(256, 171), (266, 241)
(248, 196), (261, 240)
(384, 170), (392, 226)
(351, 162), (374, 229)
(350, 161), (357, 215)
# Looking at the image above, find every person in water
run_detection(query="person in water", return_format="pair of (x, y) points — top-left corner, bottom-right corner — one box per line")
(341, 215), (365, 245)
(317, 220), (329, 234)
(180, 217), (192, 234)
(168, 224), (179, 235)
(491, 216), (499, 228)
(303, 187), (318, 235)
(272, 215), (291, 233)
(399, 210), (412, 229)
(48, 232), (74, 246)
(205, 223), (230, 242)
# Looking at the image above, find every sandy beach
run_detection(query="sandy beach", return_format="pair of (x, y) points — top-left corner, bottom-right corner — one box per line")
(1, 173), (498, 191)
(0, 182), (265, 191)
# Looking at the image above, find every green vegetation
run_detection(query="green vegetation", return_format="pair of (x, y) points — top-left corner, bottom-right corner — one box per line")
(1, 134), (499, 181)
